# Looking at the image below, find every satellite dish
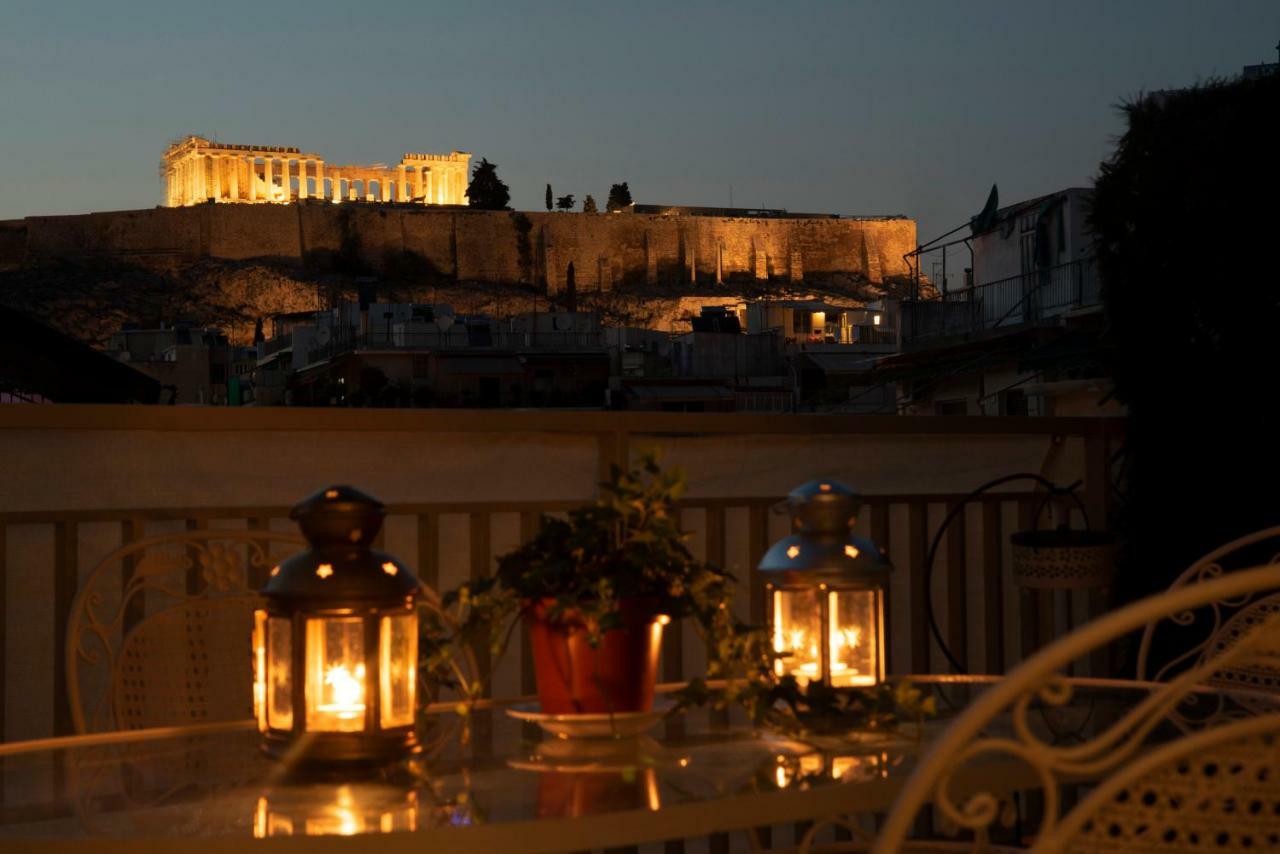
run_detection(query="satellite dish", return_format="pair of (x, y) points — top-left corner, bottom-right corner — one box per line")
(316, 327), (332, 344)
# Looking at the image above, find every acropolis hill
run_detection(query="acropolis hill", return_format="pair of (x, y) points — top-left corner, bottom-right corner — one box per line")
(0, 136), (917, 345)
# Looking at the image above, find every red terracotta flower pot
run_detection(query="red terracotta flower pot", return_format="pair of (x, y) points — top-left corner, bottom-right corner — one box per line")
(525, 598), (664, 715)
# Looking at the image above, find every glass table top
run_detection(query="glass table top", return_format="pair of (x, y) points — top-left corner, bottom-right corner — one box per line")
(0, 680), (1210, 850)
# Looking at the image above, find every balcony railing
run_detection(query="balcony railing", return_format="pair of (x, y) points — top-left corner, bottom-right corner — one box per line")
(300, 328), (606, 364)
(0, 405), (1121, 748)
(903, 257), (1100, 342)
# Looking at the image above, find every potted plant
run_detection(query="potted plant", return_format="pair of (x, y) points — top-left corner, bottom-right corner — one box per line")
(429, 456), (934, 742)
(443, 454), (736, 715)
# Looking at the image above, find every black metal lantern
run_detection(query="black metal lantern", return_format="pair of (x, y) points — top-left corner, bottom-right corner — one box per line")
(254, 486), (421, 764)
(758, 480), (890, 688)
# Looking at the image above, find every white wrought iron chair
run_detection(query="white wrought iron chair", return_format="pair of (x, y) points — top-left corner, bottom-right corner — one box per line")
(1134, 527), (1280, 729)
(66, 529), (306, 734)
(873, 564), (1280, 853)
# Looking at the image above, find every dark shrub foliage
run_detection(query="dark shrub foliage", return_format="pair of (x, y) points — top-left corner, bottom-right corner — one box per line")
(1091, 73), (1280, 603)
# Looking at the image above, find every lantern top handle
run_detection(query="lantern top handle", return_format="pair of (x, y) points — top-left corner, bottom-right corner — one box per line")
(291, 485), (386, 548)
(780, 479), (863, 536)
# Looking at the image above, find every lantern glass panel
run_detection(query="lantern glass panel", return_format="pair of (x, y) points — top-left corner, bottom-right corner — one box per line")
(305, 617), (367, 732)
(828, 589), (878, 687)
(253, 610), (267, 732)
(266, 617), (293, 730)
(379, 614), (417, 729)
(771, 588), (824, 685)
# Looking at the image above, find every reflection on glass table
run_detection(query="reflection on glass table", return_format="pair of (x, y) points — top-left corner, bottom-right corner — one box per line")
(0, 679), (1254, 852)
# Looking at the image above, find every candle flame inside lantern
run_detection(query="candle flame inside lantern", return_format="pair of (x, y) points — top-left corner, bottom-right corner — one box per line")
(320, 663), (366, 719)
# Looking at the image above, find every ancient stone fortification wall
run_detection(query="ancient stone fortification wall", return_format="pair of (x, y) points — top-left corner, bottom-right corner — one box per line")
(11, 205), (915, 291)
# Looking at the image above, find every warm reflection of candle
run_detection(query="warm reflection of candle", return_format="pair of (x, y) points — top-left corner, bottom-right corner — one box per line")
(319, 663), (366, 719)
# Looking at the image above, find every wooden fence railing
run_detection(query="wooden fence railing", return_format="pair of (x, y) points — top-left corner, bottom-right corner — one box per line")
(1, 492), (1106, 744)
(0, 407), (1122, 746)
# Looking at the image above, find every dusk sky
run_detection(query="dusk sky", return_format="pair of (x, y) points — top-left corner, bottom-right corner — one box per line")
(2, 1), (1277, 246)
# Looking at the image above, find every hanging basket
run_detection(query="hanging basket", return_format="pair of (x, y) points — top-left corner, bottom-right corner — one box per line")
(1010, 529), (1117, 590)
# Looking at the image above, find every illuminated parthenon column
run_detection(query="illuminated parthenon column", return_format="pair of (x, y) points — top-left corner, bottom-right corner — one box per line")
(212, 156), (224, 200)
(298, 159), (309, 200)
(195, 155), (206, 202)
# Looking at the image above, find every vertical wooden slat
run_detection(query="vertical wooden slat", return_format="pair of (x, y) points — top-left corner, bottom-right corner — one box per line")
(468, 513), (492, 687)
(468, 512), (493, 750)
(870, 499), (890, 556)
(1036, 498), (1056, 653)
(1018, 500), (1041, 661)
(945, 501), (968, 673)
(519, 511), (539, 696)
(747, 501), (769, 624)
(869, 500), (894, 674)
(1088, 584), (1112, 677)
(1038, 588), (1056, 654)
(53, 521), (78, 745)
(704, 506), (729, 733)
(982, 501), (1004, 674)
(907, 502), (930, 674)
(416, 511), (439, 591)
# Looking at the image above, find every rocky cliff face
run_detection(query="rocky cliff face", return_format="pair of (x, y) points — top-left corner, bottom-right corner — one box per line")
(1, 252), (923, 348)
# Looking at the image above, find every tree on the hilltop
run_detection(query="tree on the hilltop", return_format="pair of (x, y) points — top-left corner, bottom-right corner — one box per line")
(466, 158), (510, 210)
(582, 194), (598, 214)
(545, 184), (553, 211)
(555, 194), (576, 211)
(606, 182), (632, 212)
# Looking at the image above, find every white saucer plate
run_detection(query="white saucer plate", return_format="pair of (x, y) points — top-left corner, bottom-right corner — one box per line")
(505, 701), (672, 739)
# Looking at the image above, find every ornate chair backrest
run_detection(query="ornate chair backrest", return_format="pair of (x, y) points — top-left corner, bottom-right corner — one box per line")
(873, 565), (1280, 854)
(66, 530), (305, 734)
(1136, 526), (1280, 712)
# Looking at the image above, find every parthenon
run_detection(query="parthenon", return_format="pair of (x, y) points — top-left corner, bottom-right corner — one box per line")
(161, 135), (471, 207)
